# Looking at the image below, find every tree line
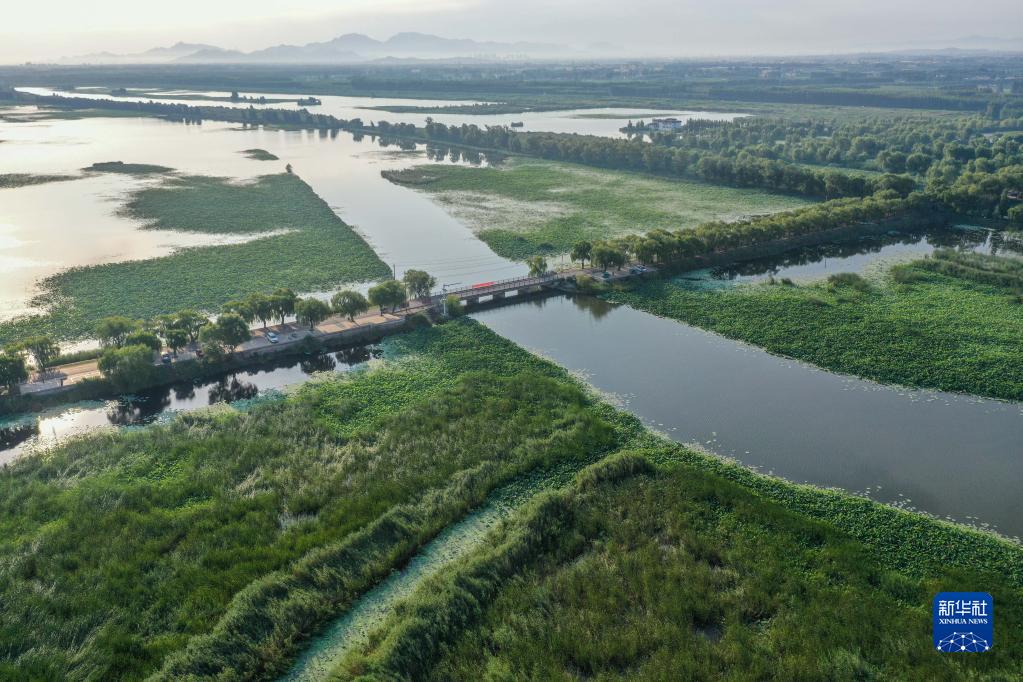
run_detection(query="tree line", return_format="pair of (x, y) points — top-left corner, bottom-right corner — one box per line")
(568, 191), (935, 272)
(1, 270), (442, 396)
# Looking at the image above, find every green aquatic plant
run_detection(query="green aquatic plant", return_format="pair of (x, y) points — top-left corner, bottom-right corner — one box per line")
(607, 256), (1023, 400)
(0, 173), (389, 344)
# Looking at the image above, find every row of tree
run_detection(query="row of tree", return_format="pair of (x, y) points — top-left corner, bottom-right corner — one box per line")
(2, 269), (443, 395)
(569, 191), (929, 269)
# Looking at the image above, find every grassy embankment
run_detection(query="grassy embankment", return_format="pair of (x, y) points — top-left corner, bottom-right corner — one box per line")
(1, 320), (1020, 680)
(0, 172), (389, 344)
(383, 158), (809, 260)
(338, 450), (1023, 680)
(607, 250), (1023, 400)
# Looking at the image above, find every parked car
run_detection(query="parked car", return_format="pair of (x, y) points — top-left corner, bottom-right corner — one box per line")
(161, 353), (172, 364)
(265, 331), (279, 344)
(601, 271), (612, 280)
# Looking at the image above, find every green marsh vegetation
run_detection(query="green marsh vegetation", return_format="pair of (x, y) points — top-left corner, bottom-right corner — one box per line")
(383, 158), (809, 259)
(240, 148), (280, 161)
(0, 321), (622, 680)
(339, 451), (1023, 680)
(86, 160), (174, 174)
(0, 173), (79, 188)
(0, 172), (389, 344)
(608, 250), (1023, 400)
(1, 321), (1020, 680)
(0, 106), (154, 122)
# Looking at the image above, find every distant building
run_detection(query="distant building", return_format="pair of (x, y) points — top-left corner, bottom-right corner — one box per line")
(647, 117), (684, 132)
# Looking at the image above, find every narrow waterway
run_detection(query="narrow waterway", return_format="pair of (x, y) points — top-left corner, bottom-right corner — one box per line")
(473, 294), (1023, 540)
(280, 465), (575, 681)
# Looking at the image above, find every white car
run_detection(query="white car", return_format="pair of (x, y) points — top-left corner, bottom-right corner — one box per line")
(265, 332), (279, 344)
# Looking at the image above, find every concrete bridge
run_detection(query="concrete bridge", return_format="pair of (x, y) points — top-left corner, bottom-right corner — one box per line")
(430, 266), (651, 308)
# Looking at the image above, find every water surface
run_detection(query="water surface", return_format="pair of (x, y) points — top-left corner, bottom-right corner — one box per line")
(473, 295), (1023, 540)
(0, 347), (379, 463)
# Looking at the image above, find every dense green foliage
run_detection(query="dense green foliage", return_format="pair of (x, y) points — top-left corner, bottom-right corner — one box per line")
(342, 452), (1023, 680)
(0, 351), (28, 392)
(611, 192), (929, 266)
(0, 322), (618, 680)
(383, 160), (808, 259)
(1, 321), (1020, 680)
(608, 253), (1023, 399)
(97, 343), (159, 390)
(402, 119), (919, 200)
(0, 173), (389, 343)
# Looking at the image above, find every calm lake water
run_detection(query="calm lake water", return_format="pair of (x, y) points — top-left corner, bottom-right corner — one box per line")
(2, 98), (1022, 540)
(0, 108), (525, 320)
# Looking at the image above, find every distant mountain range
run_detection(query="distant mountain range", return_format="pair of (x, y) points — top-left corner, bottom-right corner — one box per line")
(852, 35), (1023, 55)
(60, 33), (571, 65)
(56, 33), (1023, 65)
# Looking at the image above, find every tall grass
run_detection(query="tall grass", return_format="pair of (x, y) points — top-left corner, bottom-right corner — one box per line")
(2, 321), (1021, 680)
(0, 321), (617, 680)
(342, 450), (1023, 680)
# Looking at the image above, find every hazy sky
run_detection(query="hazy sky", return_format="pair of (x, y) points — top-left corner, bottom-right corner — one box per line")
(1, 0), (1021, 63)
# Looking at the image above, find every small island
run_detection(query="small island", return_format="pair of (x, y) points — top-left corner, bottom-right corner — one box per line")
(85, 161), (173, 175)
(239, 148), (279, 161)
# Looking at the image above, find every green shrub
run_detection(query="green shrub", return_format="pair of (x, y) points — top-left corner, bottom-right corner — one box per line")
(827, 271), (870, 292)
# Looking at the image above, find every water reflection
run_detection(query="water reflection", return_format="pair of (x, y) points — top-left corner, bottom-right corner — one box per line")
(107, 394), (173, 426)
(300, 354), (337, 374)
(0, 344), (382, 463)
(569, 295), (615, 320)
(0, 421), (38, 450)
(705, 225), (1014, 285)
